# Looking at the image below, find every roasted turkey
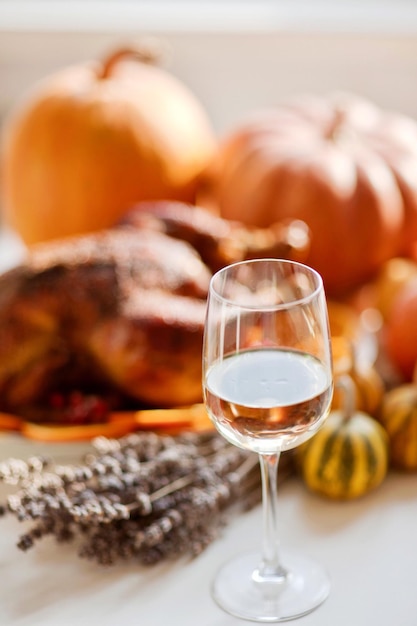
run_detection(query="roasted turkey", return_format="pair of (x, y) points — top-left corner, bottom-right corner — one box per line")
(0, 202), (309, 421)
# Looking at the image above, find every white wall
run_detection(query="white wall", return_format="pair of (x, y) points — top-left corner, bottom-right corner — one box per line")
(1, 2), (417, 135)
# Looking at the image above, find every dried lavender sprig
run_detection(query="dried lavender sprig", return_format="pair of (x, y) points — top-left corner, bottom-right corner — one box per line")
(77, 454), (262, 566)
(0, 431), (293, 566)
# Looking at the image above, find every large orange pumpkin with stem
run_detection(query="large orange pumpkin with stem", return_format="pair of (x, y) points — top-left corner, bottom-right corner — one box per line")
(200, 93), (417, 295)
(1, 46), (217, 245)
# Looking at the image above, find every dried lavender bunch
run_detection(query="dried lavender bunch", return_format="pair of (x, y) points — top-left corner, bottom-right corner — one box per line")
(0, 432), (293, 566)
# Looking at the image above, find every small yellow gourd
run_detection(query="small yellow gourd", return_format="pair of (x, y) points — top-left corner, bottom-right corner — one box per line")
(299, 376), (389, 499)
(331, 332), (385, 417)
(331, 363), (385, 417)
(379, 383), (417, 471)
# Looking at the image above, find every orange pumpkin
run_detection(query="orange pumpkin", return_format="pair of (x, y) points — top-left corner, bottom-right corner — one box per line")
(369, 257), (417, 321)
(200, 93), (417, 295)
(1, 47), (216, 245)
(384, 278), (417, 381)
(328, 300), (360, 339)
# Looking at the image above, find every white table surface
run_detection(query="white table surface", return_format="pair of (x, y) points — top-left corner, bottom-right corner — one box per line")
(0, 433), (416, 626)
(0, 230), (417, 626)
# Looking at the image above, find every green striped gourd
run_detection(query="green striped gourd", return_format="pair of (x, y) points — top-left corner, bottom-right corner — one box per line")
(379, 383), (417, 471)
(298, 375), (389, 499)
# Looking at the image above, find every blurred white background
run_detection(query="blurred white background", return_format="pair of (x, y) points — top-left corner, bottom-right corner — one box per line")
(1, 0), (417, 133)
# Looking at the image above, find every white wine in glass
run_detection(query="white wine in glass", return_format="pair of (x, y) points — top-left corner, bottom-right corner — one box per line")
(203, 258), (333, 622)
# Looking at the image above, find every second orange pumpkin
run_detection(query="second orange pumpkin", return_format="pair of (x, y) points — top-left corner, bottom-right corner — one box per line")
(200, 93), (417, 295)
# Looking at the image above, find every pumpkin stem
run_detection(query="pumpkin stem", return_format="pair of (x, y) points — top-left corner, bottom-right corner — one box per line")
(326, 108), (358, 146)
(336, 374), (356, 421)
(97, 44), (162, 80)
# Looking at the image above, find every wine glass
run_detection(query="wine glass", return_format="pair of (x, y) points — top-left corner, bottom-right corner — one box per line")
(202, 258), (333, 623)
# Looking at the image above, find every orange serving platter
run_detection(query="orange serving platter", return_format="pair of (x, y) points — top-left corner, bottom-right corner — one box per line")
(0, 404), (215, 443)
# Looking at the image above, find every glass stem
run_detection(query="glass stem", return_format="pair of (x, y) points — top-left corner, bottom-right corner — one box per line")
(255, 452), (288, 583)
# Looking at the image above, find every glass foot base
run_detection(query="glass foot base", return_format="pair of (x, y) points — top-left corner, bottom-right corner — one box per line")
(211, 549), (330, 623)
